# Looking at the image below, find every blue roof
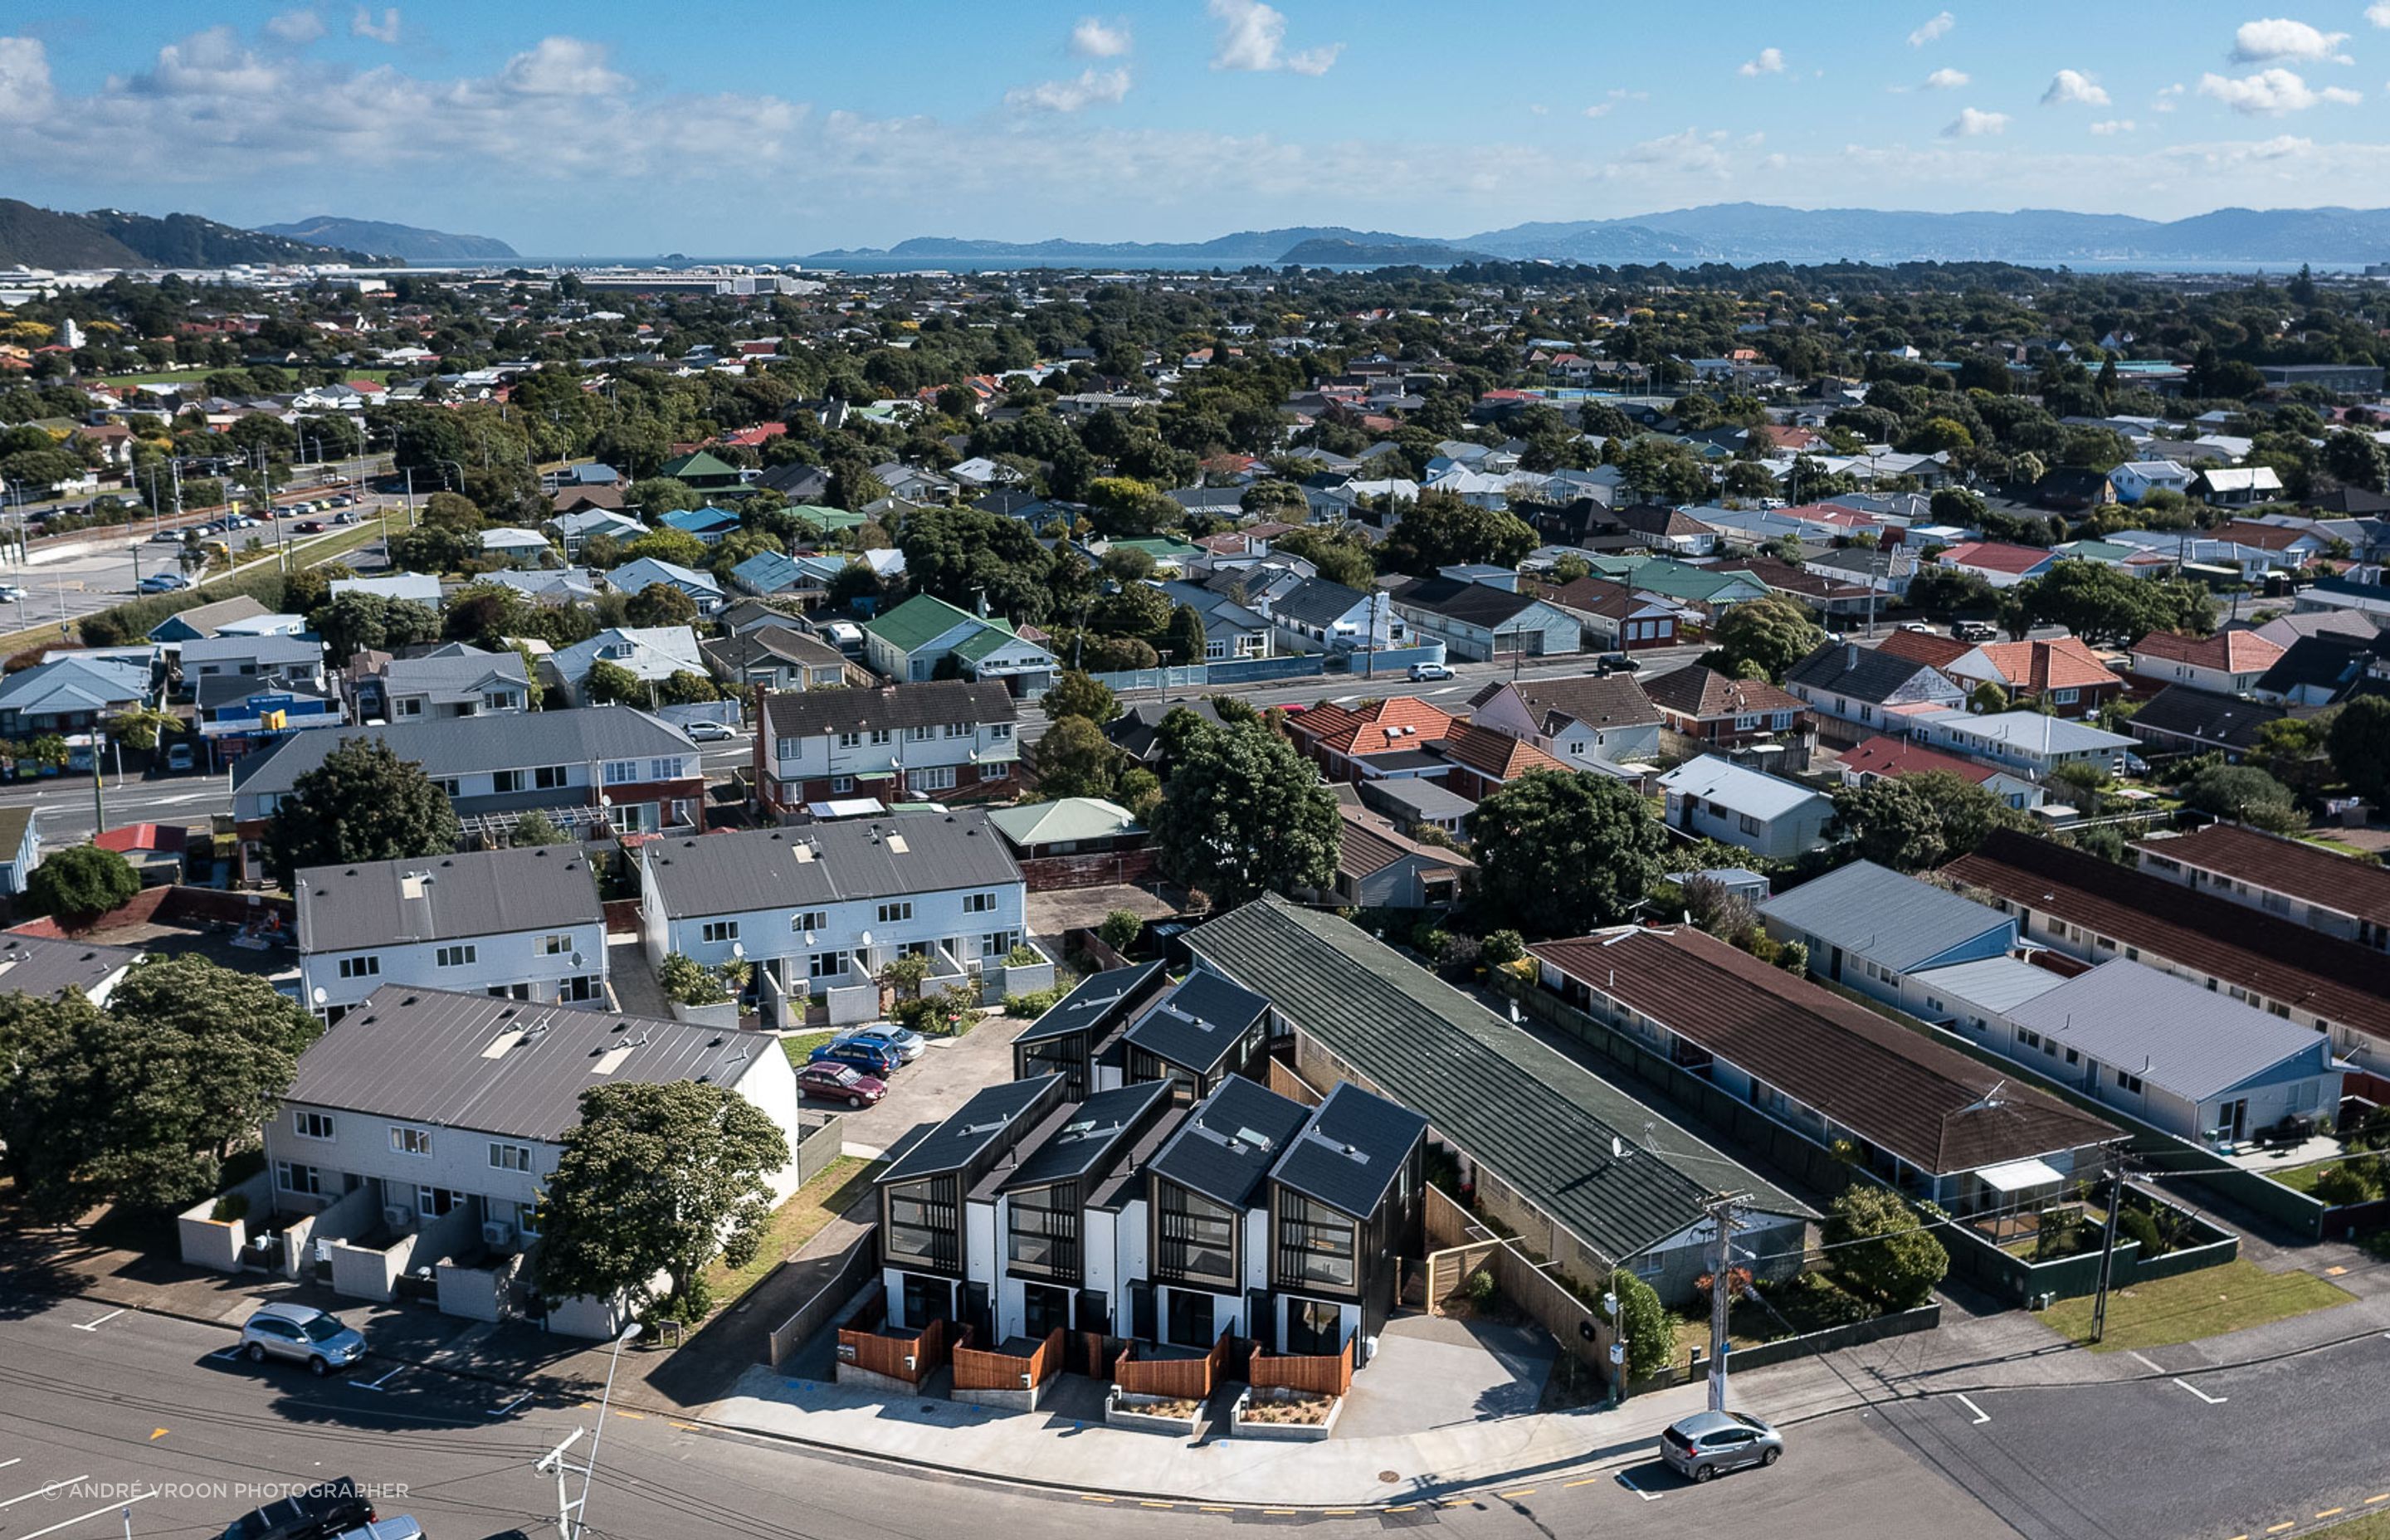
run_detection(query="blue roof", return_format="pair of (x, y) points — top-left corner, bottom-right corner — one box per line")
(1758, 859), (2014, 972)
(731, 551), (803, 593)
(605, 558), (721, 597)
(660, 505), (741, 534)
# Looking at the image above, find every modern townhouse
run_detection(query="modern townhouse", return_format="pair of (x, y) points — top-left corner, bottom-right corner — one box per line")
(1466, 675), (1665, 775)
(1656, 755), (1833, 860)
(637, 811), (1032, 1028)
(1011, 962), (1171, 1099)
(1783, 641), (1968, 738)
(544, 626), (707, 706)
(1529, 926), (2119, 1213)
(753, 680), (1018, 816)
(260, 985), (803, 1327)
(1383, 577), (1580, 663)
(1114, 970), (1275, 1104)
(231, 708), (705, 877)
(2134, 821), (2390, 950)
(2127, 630), (2285, 695)
(295, 846), (608, 1020)
(349, 645), (533, 724)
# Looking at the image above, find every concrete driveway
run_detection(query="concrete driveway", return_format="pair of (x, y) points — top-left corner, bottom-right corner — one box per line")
(832, 1006), (1024, 1159)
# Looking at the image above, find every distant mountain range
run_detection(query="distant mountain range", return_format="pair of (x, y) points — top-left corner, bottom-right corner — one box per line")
(801, 204), (2390, 268)
(0, 199), (387, 269)
(256, 216), (518, 262)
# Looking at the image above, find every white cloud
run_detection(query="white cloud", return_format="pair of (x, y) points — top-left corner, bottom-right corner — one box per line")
(265, 9), (325, 43)
(1738, 46), (1784, 77)
(2041, 69), (2110, 106)
(2231, 17), (2350, 63)
(496, 37), (629, 98)
(2090, 118), (2135, 134)
(2198, 66), (2361, 113)
(1584, 87), (1645, 117)
(1070, 17), (1131, 58)
(350, 7), (399, 45)
(1583, 101), (1613, 119)
(0, 36), (55, 122)
(1944, 106), (2009, 136)
(1006, 66), (1131, 113)
(2154, 81), (2185, 110)
(2371, 1), (2390, 27)
(1908, 11), (1955, 46)
(1923, 66), (1969, 89)
(1610, 127), (1743, 177)
(1207, 0), (1341, 75)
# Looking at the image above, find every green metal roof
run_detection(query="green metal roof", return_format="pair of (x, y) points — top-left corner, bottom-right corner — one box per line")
(985, 797), (1139, 846)
(862, 594), (976, 654)
(657, 450), (740, 481)
(792, 505), (867, 532)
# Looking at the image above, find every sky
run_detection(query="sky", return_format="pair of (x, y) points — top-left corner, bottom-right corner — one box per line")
(9, 2), (2390, 254)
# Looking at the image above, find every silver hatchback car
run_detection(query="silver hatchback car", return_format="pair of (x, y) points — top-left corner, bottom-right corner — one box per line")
(1660, 1409), (1783, 1481)
(240, 1303), (367, 1377)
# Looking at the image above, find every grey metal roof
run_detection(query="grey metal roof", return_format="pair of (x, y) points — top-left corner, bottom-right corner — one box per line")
(1997, 958), (2338, 1104)
(1785, 641), (1939, 704)
(1269, 1082), (1427, 1218)
(758, 679), (1016, 743)
(1271, 578), (1377, 629)
(1186, 897), (1807, 1266)
(295, 845), (602, 953)
(0, 934), (143, 1001)
(1758, 860), (2015, 972)
(232, 707), (695, 797)
(1123, 971), (1271, 1075)
(999, 1079), (1174, 1192)
(1010, 962), (1165, 1047)
(642, 811), (1022, 921)
(1360, 777), (1477, 823)
(284, 986), (773, 1143)
(1906, 955), (2070, 1015)
(880, 1075), (1070, 1184)
(178, 635), (323, 669)
(379, 648), (529, 704)
(1145, 1074), (1312, 1211)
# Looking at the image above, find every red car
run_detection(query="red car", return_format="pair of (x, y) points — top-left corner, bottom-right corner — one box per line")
(796, 1060), (885, 1109)
(292, 519), (326, 534)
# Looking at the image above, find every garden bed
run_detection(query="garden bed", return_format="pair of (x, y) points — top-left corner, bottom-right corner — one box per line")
(1230, 1386), (1341, 1441)
(1105, 1389), (1204, 1436)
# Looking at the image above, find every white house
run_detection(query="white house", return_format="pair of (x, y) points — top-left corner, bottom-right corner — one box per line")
(544, 626), (708, 706)
(1656, 755), (1834, 860)
(1908, 709), (2138, 781)
(754, 680), (1018, 816)
(2108, 461), (2196, 504)
(2127, 631), (2285, 696)
(1466, 675), (1664, 774)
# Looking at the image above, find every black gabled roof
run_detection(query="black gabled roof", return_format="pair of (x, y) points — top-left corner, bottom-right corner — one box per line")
(1784, 640), (1939, 704)
(1385, 576), (1539, 627)
(2127, 682), (2290, 752)
(880, 1075), (1069, 1184)
(2252, 633), (2383, 701)
(1270, 1082), (1427, 1219)
(1123, 971), (1271, 1075)
(999, 1080), (1173, 1193)
(1146, 1075), (1311, 1211)
(1010, 961), (1165, 1047)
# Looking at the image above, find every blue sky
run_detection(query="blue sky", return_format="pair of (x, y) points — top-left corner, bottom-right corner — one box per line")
(7, 2), (2390, 253)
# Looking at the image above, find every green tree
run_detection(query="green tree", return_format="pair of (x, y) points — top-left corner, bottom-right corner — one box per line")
(1028, 714), (1123, 799)
(531, 1079), (788, 1323)
(627, 477), (699, 515)
(309, 592), (441, 660)
(1378, 490), (1537, 576)
(420, 490), (485, 534)
(1042, 670), (1119, 726)
(1607, 1266), (1673, 1384)
(1471, 771), (1667, 935)
(24, 844), (140, 925)
(508, 810), (574, 847)
(2327, 696), (2390, 802)
(1830, 770), (2029, 872)
(1823, 1185), (1948, 1310)
(1149, 719), (1340, 906)
(580, 659), (646, 706)
(108, 704), (184, 753)
(1097, 909), (1144, 953)
(2009, 560), (2215, 646)
(263, 737), (462, 889)
(900, 505), (1076, 623)
(626, 582), (699, 629)
(1700, 593), (1824, 684)
(2179, 763), (2303, 835)
(622, 528), (710, 570)
(1268, 525), (1377, 588)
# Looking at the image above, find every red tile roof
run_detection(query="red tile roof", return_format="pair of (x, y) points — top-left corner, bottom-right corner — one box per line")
(2131, 630), (2284, 674)
(1875, 629), (1972, 669)
(1838, 733), (1998, 786)
(1431, 721), (1568, 782)
(1975, 636), (2122, 694)
(1285, 696), (1457, 758)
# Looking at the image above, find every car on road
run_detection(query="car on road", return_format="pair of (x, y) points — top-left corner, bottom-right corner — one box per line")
(683, 719), (737, 743)
(1953, 620), (2000, 642)
(149, 529), (184, 543)
(795, 1060), (886, 1108)
(1595, 652), (1641, 675)
(239, 1303), (367, 1377)
(137, 572), (190, 593)
(332, 1519), (421, 1540)
(1899, 621), (1937, 635)
(217, 1478), (375, 1540)
(1659, 1410), (1783, 1481)
(165, 742), (197, 772)
(293, 519), (327, 534)
(225, 514), (260, 529)
(1407, 661), (1454, 681)
(0, 584), (23, 603)
(328, 494), (358, 507)
(332, 510), (360, 525)
(834, 1024), (925, 1065)
(811, 1038), (902, 1076)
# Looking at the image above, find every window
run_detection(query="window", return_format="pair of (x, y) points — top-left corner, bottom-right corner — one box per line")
(432, 777), (461, 797)
(981, 931), (1020, 958)
(877, 901), (913, 924)
(1007, 1182), (1079, 1279)
(489, 1142), (534, 1172)
(1276, 1191), (1357, 1290)
(789, 910), (828, 934)
(276, 1161), (325, 1196)
(944, 722), (969, 738)
(701, 920), (740, 944)
(417, 1186), (466, 1217)
(906, 765), (956, 792)
(884, 1177), (958, 1270)
(988, 724), (1013, 742)
(534, 765), (568, 790)
(981, 760), (1011, 782)
(2116, 1070), (2145, 1094)
(337, 955), (380, 981)
(492, 769), (525, 793)
(434, 944), (477, 968)
(603, 760), (638, 785)
(2052, 688), (2079, 704)
(836, 731), (863, 749)
(398, 698), (424, 718)
(963, 891), (998, 914)
(293, 1111), (335, 1141)
(907, 725), (934, 743)
(649, 757), (680, 781)
(774, 736), (798, 761)
(1738, 813), (1762, 836)
(540, 934), (573, 956)
(869, 729), (893, 747)
(390, 1126), (433, 1157)
(1156, 1182), (1237, 1288)
(809, 951), (847, 980)
(2017, 1028), (2042, 1050)
(830, 775), (855, 794)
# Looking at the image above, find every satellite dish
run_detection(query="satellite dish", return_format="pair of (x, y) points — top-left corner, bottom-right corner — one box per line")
(310, 986), (327, 1006)
(1611, 1135), (1626, 1160)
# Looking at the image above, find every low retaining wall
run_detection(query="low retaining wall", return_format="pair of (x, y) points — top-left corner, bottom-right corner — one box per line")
(1104, 1388), (1204, 1437)
(765, 1235), (878, 1368)
(177, 1170), (273, 1273)
(1114, 1331), (1228, 1400)
(1230, 1386), (1343, 1441)
(1632, 1303), (1943, 1393)
(951, 1326), (1065, 1411)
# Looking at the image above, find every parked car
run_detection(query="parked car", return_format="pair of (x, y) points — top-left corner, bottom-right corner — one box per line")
(217, 1479), (375, 1540)
(834, 1024), (924, 1065)
(1595, 652), (1641, 675)
(1953, 620), (2000, 642)
(293, 520), (327, 534)
(1660, 1410), (1783, 1482)
(1407, 661), (1454, 681)
(138, 572), (190, 593)
(684, 720), (735, 743)
(165, 742), (196, 772)
(149, 529), (184, 543)
(795, 1060), (886, 1109)
(332, 1520), (421, 1540)
(225, 514), (260, 529)
(332, 510), (360, 525)
(239, 1303), (367, 1377)
(1899, 621), (1937, 635)
(0, 583), (23, 602)
(810, 1038), (901, 1076)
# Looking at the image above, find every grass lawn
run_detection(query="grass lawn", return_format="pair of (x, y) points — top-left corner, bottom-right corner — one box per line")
(2270, 1159), (2349, 1196)
(697, 1155), (881, 1310)
(778, 1031), (834, 1066)
(2313, 1508), (2390, 1539)
(2041, 1259), (2354, 1352)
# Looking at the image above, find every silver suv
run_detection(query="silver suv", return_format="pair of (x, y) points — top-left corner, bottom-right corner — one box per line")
(1659, 1409), (1783, 1481)
(240, 1303), (366, 1377)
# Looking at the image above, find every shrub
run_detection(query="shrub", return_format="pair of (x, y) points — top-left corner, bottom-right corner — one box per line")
(657, 952), (730, 1006)
(1096, 908), (1144, 953)
(210, 1193), (251, 1224)
(1464, 1269), (1497, 1307)
(2313, 1161), (2382, 1206)
(1823, 1185), (1949, 1309)
(1480, 928), (1527, 967)
(1607, 1267), (1674, 1382)
(24, 844), (141, 925)
(1004, 987), (1066, 1018)
(2117, 1208), (2164, 1257)
(1002, 943), (1041, 967)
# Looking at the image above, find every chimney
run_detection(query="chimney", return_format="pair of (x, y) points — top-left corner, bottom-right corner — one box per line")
(1844, 641), (1859, 671)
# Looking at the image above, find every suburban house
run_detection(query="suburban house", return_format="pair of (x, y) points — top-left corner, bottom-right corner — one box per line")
(1873, 631), (2125, 719)
(1642, 665), (1811, 752)
(231, 709), (705, 877)
(1426, 721), (1573, 802)
(1383, 577), (1581, 663)
(1910, 955), (2344, 1145)
(861, 595), (1057, 690)
(2124, 683), (2297, 763)
(1185, 897), (1812, 1305)
(700, 624), (856, 695)
(1837, 733), (2043, 810)
(2192, 466), (2285, 508)
(1282, 696), (1458, 784)
(1758, 860), (2020, 1008)
(295, 846), (607, 1020)
(602, 558), (724, 615)
(0, 655), (151, 739)
(0, 932), (143, 1006)
(1931, 543), (2060, 589)
(1656, 755), (1833, 860)
(0, 805), (36, 895)
(147, 593), (279, 646)
(753, 680), (1018, 816)
(547, 508), (644, 559)
(1519, 574), (1685, 651)
(637, 811), (1032, 1029)
(1943, 828), (2390, 1074)
(2127, 630), (2285, 695)
(1783, 641), (1967, 738)
(1529, 926), (2119, 1212)
(349, 645), (532, 724)
(544, 627), (708, 706)
(194, 675), (345, 753)
(1325, 803), (1476, 909)
(1157, 580), (1278, 660)
(333, 574), (443, 607)
(1465, 675), (1665, 776)
(656, 504), (743, 546)
(2134, 821), (2390, 950)
(2108, 461), (2196, 504)
(654, 450), (745, 490)
(1358, 776), (1475, 836)
(1266, 577), (1408, 656)
(177, 635), (326, 692)
(1907, 709), (2138, 781)
(478, 528), (554, 567)
(261, 985), (805, 1328)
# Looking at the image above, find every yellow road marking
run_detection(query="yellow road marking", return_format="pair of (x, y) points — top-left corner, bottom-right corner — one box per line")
(1199, 1506), (1236, 1513)
(149, 1429), (167, 1440)
(612, 1410), (645, 1421)
(1499, 1489), (1536, 1499)
(2226, 1533), (2248, 1539)
(1384, 1505), (1417, 1513)
(2370, 1494), (2390, 1504)
(1262, 1508), (1297, 1515)
(1324, 1508), (1357, 1515)
(2268, 1523), (2296, 1533)
(2318, 1508), (2346, 1518)
(668, 1421), (700, 1431)
(1079, 1495), (1114, 1503)
(1140, 1502), (1174, 1509)
(1441, 1499), (1475, 1508)
(1563, 1477), (1603, 1488)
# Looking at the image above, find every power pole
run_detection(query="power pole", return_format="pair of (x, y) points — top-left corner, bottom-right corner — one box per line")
(2090, 1153), (2124, 1345)
(1705, 1195), (1739, 1411)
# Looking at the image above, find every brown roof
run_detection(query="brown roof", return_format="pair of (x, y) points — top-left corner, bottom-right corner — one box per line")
(1838, 733), (1998, 786)
(1430, 720), (1569, 782)
(2134, 821), (2390, 928)
(1875, 629), (1973, 669)
(1521, 573), (1666, 621)
(1974, 637), (2123, 694)
(1642, 665), (1805, 723)
(1737, 557), (1873, 603)
(1336, 806), (1478, 882)
(1944, 829), (2390, 1045)
(1529, 927), (2118, 1175)
(2131, 630), (2285, 674)
(1489, 673), (1664, 734)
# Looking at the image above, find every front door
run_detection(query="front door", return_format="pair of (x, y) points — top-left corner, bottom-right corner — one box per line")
(1022, 1283), (1071, 1340)
(900, 1272), (953, 1331)
(1829, 945), (1844, 982)
(1165, 1288), (1214, 1349)
(2218, 1098), (2249, 1142)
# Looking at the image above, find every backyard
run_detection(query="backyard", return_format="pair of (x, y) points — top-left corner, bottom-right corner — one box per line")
(2040, 1259), (2354, 1352)
(696, 1155), (880, 1309)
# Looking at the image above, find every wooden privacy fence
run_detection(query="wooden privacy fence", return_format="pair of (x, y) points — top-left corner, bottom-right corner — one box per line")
(1115, 1329), (1230, 1399)
(953, 1326), (1065, 1392)
(1249, 1331), (1354, 1396)
(836, 1303), (958, 1386)
(1422, 1184), (1612, 1372)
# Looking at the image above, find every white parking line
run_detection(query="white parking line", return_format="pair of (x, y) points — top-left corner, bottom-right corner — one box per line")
(207, 1346), (244, 1362)
(0, 1460), (17, 1473)
(68, 1309), (123, 1332)
(1954, 1393), (1992, 1425)
(2129, 1351), (2168, 1375)
(354, 1364), (405, 1391)
(17, 1490), (156, 1540)
(0, 1476), (90, 1509)
(1614, 1472), (1661, 1503)
(2173, 1377), (2227, 1405)
(487, 1392), (532, 1418)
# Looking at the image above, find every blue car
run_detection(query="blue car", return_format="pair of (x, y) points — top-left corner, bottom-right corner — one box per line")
(810, 1039), (900, 1076)
(832, 1026), (923, 1065)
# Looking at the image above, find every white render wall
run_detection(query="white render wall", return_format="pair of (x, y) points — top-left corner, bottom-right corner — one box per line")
(765, 720), (1018, 787)
(642, 863), (1028, 978)
(300, 922), (609, 1015)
